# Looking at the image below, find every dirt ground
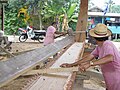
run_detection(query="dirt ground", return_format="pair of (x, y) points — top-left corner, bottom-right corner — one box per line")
(11, 42), (43, 53)
(0, 43), (43, 62)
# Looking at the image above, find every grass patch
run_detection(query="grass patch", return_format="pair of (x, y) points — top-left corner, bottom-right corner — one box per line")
(112, 39), (120, 42)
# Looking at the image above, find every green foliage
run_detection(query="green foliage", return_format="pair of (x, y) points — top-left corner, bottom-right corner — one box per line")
(4, 0), (27, 35)
(112, 39), (120, 42)
(59, 3), (78, 29)
(69, 22), (77, 31)
(111, 5), (120, 13)
(4, 0), (80, 34)
(42, 0), (77, 23)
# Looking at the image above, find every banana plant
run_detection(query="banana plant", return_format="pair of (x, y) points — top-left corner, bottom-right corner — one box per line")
(42, 0), (68, 31)
(60, 3), (78, 32)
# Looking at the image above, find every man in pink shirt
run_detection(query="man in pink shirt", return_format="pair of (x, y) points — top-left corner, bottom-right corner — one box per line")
(60, 23), (120, 90)
(43, 22), (57, 46)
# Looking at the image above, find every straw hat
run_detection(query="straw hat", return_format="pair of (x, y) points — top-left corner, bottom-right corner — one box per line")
(89, 23), (112, 37)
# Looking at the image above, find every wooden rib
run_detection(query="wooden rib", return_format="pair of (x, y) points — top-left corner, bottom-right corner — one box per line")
(23, 67), (79, 75)
(42, 73), (68, 78)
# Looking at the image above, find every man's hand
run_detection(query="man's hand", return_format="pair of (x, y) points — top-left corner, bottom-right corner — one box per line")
(78, 62), (90, 72)
(60, 63), (73, 68)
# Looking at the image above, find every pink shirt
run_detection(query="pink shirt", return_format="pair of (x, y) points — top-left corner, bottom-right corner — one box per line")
(91, 40), (120, 90)
(43, 26), (56, 46)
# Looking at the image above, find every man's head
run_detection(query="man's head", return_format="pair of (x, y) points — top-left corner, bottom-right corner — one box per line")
(89, 23), (112, 38)
(51, 22), (57, 28)
(89, 23), (112, 45)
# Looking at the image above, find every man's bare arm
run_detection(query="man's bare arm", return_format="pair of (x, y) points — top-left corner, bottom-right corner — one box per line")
(90, 54), (114, 66)
(69, 54), (95, 67)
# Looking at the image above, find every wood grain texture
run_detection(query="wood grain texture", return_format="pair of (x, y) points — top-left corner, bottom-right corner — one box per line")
(23, 67), (78, 75)
(75, 0), (88, 42)
(0, 36), (74, 88)
(29, 42), (84, 90)
(64, 42), (85, 90)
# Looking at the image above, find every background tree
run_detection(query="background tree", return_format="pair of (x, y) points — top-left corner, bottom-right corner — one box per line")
(104, 0), (115, 13)
(4, 0), (80, 34)
(111, 5), (120, 13)
(60, 3), (77, 32)
(4, 0), (27, 35)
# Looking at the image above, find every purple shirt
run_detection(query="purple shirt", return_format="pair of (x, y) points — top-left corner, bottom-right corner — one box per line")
(91, 40), (120, 90)
(43, 26), (56, 46)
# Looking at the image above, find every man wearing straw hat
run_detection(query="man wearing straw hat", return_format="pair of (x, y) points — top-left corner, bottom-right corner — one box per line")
(60, 23), (120, 90)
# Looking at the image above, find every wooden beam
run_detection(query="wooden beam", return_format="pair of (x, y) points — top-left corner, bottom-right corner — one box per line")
(75, 0), (88, 42)
(42, 73), (68, 78)
(23, 67), (79, 75)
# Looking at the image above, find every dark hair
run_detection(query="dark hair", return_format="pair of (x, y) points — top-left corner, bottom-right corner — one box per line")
(94, 37), (108, 41)
(51, 22), (57, 25)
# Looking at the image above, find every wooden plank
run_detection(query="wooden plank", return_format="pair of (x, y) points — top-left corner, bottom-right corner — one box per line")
(28, 76), (67, 90)
(42, 73), (68, 78)
(23, 67), (79, 75)
(64, 41), (85, 90)
(0, 36), (74, 88)
(28, 42), (84, 90)
(75, 0), (88, 42)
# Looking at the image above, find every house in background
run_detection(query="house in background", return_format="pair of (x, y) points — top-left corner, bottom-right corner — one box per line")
(88, 6), (120, 26)
(88, 6), (104, 25)
(88, 6), (120, 39)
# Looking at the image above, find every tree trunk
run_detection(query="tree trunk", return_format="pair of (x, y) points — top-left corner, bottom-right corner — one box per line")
(75, 0), (88, 42)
